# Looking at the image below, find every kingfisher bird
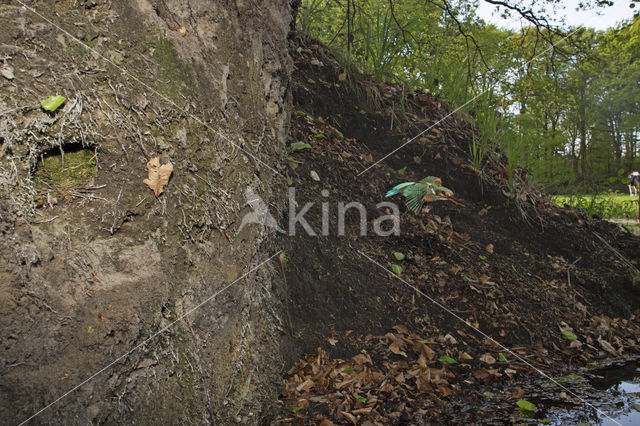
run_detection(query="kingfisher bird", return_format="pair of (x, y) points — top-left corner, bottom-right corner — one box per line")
(386, 176), (463, 213)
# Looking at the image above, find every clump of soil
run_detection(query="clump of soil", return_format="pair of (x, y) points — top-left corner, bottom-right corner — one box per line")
(273, 35), (640, 424)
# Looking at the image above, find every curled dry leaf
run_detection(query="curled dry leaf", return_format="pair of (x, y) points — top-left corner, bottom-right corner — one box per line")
(479, 353), (496, 364)
(341, 411), (357, 424)
(170, 25), (187, 36)
(389, 341), (407, 357)
(143, 157), (174, 196)
(458, 351), (473, 361)
(597, 336), (617, 355)
(569, 339), (582, 349)
(296, 378), (315, 392)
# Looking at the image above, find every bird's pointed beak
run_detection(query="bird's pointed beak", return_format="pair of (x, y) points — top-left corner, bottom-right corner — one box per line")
(443, 195), (464, 206)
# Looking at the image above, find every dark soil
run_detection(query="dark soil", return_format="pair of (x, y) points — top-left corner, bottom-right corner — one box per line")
(273, 35), (640, 424)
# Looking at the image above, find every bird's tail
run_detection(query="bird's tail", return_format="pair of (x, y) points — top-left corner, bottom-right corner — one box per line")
(386, 182), (414, 197)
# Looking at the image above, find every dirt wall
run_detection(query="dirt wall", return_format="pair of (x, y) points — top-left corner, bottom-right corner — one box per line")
(0, 0), (291, 423)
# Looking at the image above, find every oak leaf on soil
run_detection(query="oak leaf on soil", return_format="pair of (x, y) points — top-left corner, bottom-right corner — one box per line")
(143, 157), (173, 196)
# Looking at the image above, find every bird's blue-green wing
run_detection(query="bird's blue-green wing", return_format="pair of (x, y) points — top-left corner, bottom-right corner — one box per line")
(386, 182), (415, 197)
(403, 183), (428, 213)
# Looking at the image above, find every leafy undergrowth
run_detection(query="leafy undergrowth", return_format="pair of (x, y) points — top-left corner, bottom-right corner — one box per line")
(274, 35), (640, 424)
(552, 194), (639, 220)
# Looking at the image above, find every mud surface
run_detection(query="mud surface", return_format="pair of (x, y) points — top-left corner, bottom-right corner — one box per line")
(0, 1), (292, 424)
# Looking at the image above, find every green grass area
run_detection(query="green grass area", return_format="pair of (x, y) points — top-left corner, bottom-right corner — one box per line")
(552, 193), (639, 220)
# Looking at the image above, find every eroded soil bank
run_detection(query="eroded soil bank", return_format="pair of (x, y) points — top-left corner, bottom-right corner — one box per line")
(1, 1), (293, 423)
(272, 35), (640, 424)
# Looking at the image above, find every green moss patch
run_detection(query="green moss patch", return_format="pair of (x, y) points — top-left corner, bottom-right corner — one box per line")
(34, 146), (96, 203)
(152, 37), (192, 101)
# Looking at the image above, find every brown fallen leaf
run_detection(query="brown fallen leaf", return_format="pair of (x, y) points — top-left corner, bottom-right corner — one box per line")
(169, 25), (187, 36)
(474, 368), (490, 380)
(389, 341), (407, 357)
(296, 378), (315, 392)
(510, 387), (524, 399)
(143, 157), (173, 196)
(342, 411), (358, 424)
(479, 353), (496, 364)
(598, 336), (618, 355)
(459, 351), (473, 361)
(569, 340), (582, 349)
(418, 342), (436, 361)
(504, 368), (517, 377)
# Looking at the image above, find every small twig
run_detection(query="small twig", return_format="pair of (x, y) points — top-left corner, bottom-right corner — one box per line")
(73, 184), (107, 191)
(69, 192), (107, 201)
(33, 215), (59, 224)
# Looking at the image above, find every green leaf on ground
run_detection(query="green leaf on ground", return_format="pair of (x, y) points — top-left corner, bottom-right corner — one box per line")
(354, 394), (367, 403)
(394, 252), (405, 261)
(391, 264), (403, 275)
(561, 329), (577, 341)
(438, 355), (457, 364)
(517, 400), (535, 412)
(398, 167), (407, 175)
(498, 352), (508, 362)
(288, 156), (303, 170)
(41, 95), (66, 112)
(463, 275), (478, 283)
(286, 141), (312, 153)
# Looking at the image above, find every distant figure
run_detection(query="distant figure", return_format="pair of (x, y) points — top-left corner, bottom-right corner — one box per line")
(629, 171), (640, 197)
